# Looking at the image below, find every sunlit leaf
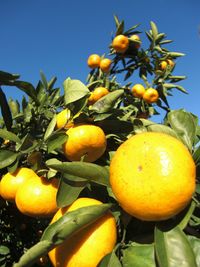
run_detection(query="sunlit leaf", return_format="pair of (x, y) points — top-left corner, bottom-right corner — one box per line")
(155, 226), (197, 267)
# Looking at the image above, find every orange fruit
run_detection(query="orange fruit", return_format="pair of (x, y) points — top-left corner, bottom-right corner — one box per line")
(87, 54), (101, 69)
(129, 34), (141, 49)
(142, 88), (159, 103)
(56, 109), (73, 129)
(159, 59), (174, 70)
(0, 167), (38, 202)
(109, 132), (196, 221)
(131, 84), (145, 99)
(48, 197), (117, 267)
(159, 61), (168, 70)
(112, 35), (129, 53)
(15, 176), (59, 217)
(88, 87), (109, 105)
(167, 59), (175, 67)
(99, 58), (112, 73)
(63, 124), (107, 162)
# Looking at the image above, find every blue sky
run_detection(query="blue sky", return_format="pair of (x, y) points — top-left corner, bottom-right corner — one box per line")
(1, 0), (200, 122)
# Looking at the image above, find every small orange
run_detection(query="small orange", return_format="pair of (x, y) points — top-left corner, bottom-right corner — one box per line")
(99, 58), (112, 73)
(87, 54), (101, 69)
(143, 88), (159, 103)
(159, 61), (168, 70)
(15, 176), (59, 217)
(0, 167), (38, 202)
(131, 84), (145, 99)
(88, 87), (109, 105)
(112, 35), (129, 53)
(56, 109), (73, 129)
(109, 132), (196, 221)
(167, 59), (175, 67)
(63, 124), (107, 162)
(129, 34), (141, 49)
(159, 59), (174, 70)
(48, 197), (117, 267)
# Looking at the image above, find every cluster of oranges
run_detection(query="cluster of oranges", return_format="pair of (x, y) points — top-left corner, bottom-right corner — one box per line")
(87, 54), (112, 73)
(87, 33), (160, 105)
(0, 167), (59, 217)
(132, 84), (159, 104)
(0, 31), (196, 267)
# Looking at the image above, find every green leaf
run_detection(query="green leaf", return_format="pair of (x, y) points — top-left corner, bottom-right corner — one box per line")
(0, 246), (10, 256)
(91, 90), (124, 113)
(0, 129), (21, 144)
(0, 150), (19, 169)
(44, 115), (57, 141)
(150, 21), (158, 40)
(41, 204), (113, 244)
(116, 20), (124, 36)
(13, 240), (53, 267)
(40, 70), (48, 89)
(98, 250), (122, 267)
(187, 235), (200, 266)
(47, 132), (68, 153)
(46, 161), (109, 186)
(56, 175), (87, 207)
(48, 76), (57, 90)
(13, 81), (39, 104)
(146, 123), (179, 139)
(8, 98), (20, 116)
(178, 201), (196, 230)
(155, 226), (197, 267)
(63, 78), (90, 106)
(0, 70), (20, 83)
(167, 109), (197, 151)
(167, 52), (185, 57)
(122, 243), (155, 267)
(0, 88), (12, 130)
(17, 134), (38, 153)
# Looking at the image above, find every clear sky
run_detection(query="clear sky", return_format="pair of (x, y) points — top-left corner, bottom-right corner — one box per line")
(1, 0), (200, 122)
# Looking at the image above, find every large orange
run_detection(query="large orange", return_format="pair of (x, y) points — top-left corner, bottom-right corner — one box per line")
(87, 54), (101, 69)
(0, 167), (38, 202)
(112, 35), (129, 53)
(63, 124), (107, 162)
(88, 87), (109, 105)
(109, 132), (196, 221)
(15, 176), (59, 217)
(48, 197), (117, 267)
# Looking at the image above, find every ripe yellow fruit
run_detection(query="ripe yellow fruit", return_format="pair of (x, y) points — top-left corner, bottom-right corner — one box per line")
(160, 59), (174, 70)
(109, 132), (196, 221)
(143, 88), (159, 103)
(15, 176), (59, 217)
(129, 34), (141, 49)
(88, 87), (109, 105)
(167, 59), (175, 67)
(131, 84), (145, 98)
(99, 58), (112, 73)
(48, 197), (117, 267)
(56, 109), (73, 129)
(112, 35), (129, 53)
(87, 54), (101, 69)
(63, 124), (107, 162)
(0, 167), (38, 202)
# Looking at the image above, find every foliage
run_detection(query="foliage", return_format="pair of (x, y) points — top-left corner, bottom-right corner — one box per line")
(0, 16), (200, 267)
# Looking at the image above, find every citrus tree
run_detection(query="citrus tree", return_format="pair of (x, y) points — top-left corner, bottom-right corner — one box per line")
(0, 16), (200, 267)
